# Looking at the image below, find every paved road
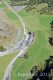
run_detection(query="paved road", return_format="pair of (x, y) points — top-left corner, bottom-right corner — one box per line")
(2, 1), (34, 80)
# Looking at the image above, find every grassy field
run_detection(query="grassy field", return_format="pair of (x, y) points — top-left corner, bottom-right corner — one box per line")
(0, 2), (6, 8)
(0, 2), (24, 80)
(4, 7), (24, 41)
(11, 11), (53, 80)
(0, 52), (18, 80)
(0, 2), (24, 41)
(0, 1), (53, 80)
(4, 9), (24, 41)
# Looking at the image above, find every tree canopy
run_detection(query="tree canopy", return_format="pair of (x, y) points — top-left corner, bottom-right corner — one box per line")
(27, 0), (53, 9)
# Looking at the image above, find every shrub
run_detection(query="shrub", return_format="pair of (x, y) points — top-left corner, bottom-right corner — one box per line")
(0, 45), (6, 52)
(36, 3), (48, 14)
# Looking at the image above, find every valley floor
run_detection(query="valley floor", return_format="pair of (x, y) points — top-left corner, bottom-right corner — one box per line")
(11, 10), (53, 80)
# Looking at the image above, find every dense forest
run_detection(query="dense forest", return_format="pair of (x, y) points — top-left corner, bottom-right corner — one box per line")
(26, 0), (53, 14)
(10, 0), (53, 9)
(10, 0), (27, 1)
(10, 0), (28, 6)
(28, 0), (53, 8)
(49, 20), (53, 46)
(10, 0), (53, 14)
(29, 56), (53, 80)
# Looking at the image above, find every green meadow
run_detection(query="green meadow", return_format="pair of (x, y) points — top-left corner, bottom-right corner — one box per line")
(0, 2), (23, 80)
(11, 11), (53, 80)
(0, 2), (6, 8)
(0, 52), (18, 80)
(0, 2), (24, 41)
(0, 1), (53, 80)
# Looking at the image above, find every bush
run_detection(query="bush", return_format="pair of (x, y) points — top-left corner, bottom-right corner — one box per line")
(0, 45), (6, 52)
(26, 5), (34, 11)
(36, 3), (48, 14)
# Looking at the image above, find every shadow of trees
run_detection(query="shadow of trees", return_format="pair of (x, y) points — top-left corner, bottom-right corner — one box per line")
(29, 56), (53, 80)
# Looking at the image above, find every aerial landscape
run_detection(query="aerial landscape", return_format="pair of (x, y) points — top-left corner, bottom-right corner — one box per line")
(0, 0), (53, 80)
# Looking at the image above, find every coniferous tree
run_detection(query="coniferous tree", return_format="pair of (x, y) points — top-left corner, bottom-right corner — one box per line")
(29, 56), (53, 80)
(49, 20), (53, 46)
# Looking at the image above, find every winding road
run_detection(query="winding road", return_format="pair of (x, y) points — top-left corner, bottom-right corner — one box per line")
(0, 1), (34, 80)
(0, 1), (28, 56)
